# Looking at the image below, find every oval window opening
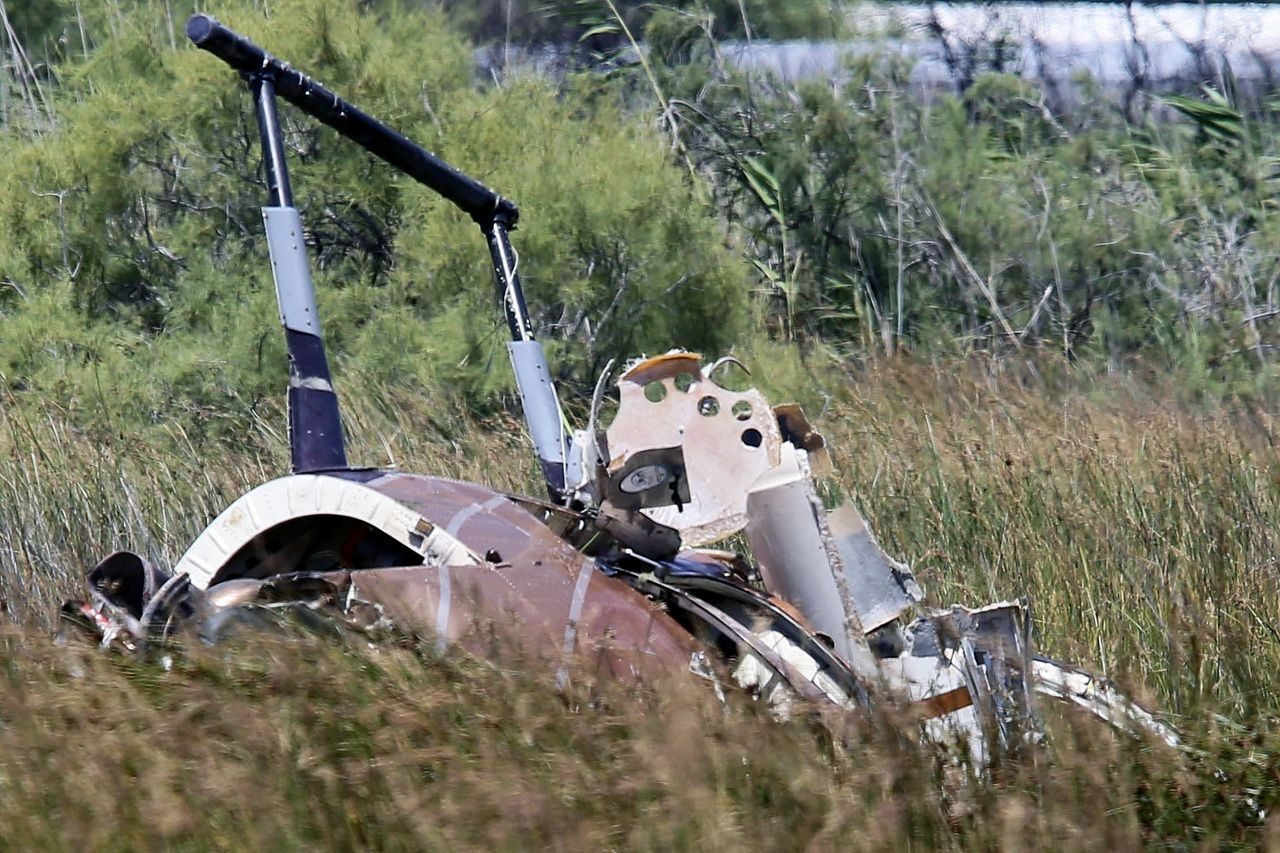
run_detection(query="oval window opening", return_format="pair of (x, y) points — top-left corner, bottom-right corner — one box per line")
(741, 428), (763, 448)
(697, 396), (720, 417)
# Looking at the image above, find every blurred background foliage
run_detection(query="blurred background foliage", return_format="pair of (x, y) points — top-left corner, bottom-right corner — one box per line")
(0, 0), (750, 439)
(4, 0), (1280, 444)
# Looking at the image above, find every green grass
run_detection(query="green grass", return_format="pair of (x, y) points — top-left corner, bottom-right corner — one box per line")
(4, 358), (1280, 849)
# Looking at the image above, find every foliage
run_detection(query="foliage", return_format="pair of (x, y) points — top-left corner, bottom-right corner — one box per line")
(0, 0), (748, 438)
(613, 23), (1280, 398)
(436, 0), (842, 49)
(2, 0), (71, 60)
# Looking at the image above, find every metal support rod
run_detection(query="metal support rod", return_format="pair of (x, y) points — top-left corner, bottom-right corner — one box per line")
(252, 74), (293, 208)
(250, 72), (348, 473)
(192, 14), (577, 493)
(188, 14), (516, 227)
(486, 214), (571, 494)
(484, 217), (534, 343)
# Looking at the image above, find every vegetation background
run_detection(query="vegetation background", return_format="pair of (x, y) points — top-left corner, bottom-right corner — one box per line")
(3, 0), (1280, 848)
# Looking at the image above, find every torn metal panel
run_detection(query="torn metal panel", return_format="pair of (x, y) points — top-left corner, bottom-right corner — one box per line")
(826, 504), (924, 629)
(746, 441), (920, 641)
(599, 352), (921, 642)
(881, 651), (988, 764)
(1031, 657), (1180, 747)
(744, 442), (879, 678)
(603, 353), (783, 544)
(175, 471), (706, 686)
(893, 601), (1041, 753)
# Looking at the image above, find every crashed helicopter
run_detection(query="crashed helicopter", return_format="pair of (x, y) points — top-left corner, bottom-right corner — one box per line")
(62, 14), (1178, 762)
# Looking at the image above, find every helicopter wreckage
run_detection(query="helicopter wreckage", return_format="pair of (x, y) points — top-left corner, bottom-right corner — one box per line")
(62, 15), (1178, 764)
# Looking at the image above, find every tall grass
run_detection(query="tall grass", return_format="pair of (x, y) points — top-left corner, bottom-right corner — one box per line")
(828, 358), (1280, 721)
(3, 359), (1280, 848)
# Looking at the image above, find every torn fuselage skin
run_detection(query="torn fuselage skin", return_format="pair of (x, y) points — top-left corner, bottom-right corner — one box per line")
(64, 351), (1177, 764)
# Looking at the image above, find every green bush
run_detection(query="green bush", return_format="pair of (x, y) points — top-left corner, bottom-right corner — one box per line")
(0, 0), (749, 441)
(643, 34), (1280, 398)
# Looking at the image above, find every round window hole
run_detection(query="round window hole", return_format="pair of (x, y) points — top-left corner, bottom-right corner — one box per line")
(741, 428), (763, 448)
(674, 372), (695, 393)
(697, 395), (720, 416)
(731, 400), (753, 421)
(644, 381), (668, 403)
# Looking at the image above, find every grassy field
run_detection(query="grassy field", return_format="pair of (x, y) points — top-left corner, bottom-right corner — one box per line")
(3, 356), (1280, 849)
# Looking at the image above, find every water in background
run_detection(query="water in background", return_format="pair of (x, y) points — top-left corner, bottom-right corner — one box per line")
(480, 3), (1280, 100)
(739, 3), (1280, 91)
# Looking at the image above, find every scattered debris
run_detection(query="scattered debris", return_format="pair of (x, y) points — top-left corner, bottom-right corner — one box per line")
(61, 14), (1178, 767)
